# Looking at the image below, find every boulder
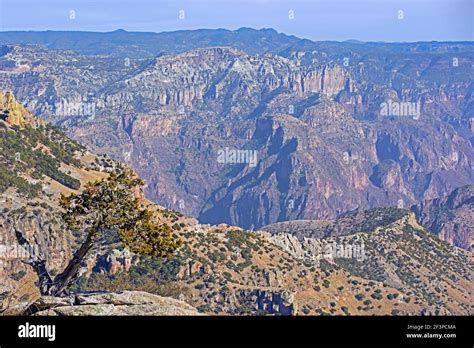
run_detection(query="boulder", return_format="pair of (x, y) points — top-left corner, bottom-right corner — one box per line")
(24, 291), (202, 316)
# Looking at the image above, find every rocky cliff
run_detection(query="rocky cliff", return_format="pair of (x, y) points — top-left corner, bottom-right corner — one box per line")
(411, 185), (473, 251)
(2, 35), (472, 231)
(3, 290), (201, 316)
(30, 291), (202, 316)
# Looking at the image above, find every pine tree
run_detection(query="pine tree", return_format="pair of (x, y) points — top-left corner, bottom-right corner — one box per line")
(11, 167), (181, 296)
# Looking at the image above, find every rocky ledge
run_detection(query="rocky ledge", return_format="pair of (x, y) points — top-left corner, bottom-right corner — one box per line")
(16, 291), (202, 316)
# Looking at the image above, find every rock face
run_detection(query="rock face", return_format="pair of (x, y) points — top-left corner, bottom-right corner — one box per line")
(27, 291), (202, 316)
(0, 30), (473, 316)
(0, 91), (40, 127)
(411, 185), (473, 251)
(0, 37), (473, 231)
(95, 248), (138, 274)
(0, 211), (74, 305)
(239, 289), (296, 315)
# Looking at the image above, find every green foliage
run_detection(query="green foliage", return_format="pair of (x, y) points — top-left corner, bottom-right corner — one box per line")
(129, 255), (183, 281)
(208, 250), (226, 263)
(33, 151), (81, 189)
(197, 304), (212, 312)
(0, 163), (41, 197)
(60, 168), (181, 258)
(353, 207), (408, 233)
(9, 270), (27, 281)
(387, 293), (399, 300)
(226, 230), (253, 248)
(225, 230), (257, 264)
(335, 254), (386, 283)
(371, 291), (383, 300)
(341, 306), (350, 315)
(0, 125), (82, 193)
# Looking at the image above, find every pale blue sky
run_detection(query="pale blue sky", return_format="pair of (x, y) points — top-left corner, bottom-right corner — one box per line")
(0, 0), (472, 41)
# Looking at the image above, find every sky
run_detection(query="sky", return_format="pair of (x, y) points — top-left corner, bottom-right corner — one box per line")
(0, 0), (472, 42)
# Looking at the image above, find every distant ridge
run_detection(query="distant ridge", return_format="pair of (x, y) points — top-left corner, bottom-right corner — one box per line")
(0, 28), (472, 58)
(0, 28), (303, 58)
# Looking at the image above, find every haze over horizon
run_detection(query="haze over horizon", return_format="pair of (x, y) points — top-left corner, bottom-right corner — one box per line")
(0, 0), (472, 42)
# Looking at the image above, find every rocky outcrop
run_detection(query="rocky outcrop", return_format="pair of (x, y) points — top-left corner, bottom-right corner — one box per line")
(0, 91), (40, 127)
(238, 289), (297, 315)
(0, 92), (113, 307)
(0, 210), (75, 306)
(24, 291), (202, 316)
(95, 248), (138, 274)
(411, 185), (473, 251)
(262, 208), (409, 239)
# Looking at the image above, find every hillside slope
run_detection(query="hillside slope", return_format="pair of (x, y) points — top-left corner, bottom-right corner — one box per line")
(264, 210), (473, 315)
(0, 91), (112, 308)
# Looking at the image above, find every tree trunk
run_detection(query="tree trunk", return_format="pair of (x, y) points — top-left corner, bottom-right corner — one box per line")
(10, 215), (97, 297)
(47, 230), (96, 296)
